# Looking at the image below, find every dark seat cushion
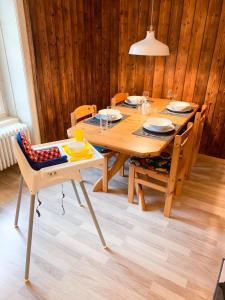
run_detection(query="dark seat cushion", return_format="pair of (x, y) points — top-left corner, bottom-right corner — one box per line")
(130, 152), (171, 174)
(93, 145), (111, 154)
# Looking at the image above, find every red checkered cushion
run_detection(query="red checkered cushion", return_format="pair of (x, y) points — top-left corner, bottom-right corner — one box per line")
(20, 131), (61, 162)
(20, 132), (38, 162)
(35, 147), (61, 162)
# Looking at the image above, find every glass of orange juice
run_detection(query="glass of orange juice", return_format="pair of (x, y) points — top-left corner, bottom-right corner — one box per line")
(73, 129), (84, 141)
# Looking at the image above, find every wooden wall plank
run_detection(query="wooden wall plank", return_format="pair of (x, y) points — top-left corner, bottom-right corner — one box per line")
(25, 0), (225, 157)
(143, 0), (161, 96)
(53, 0), (70, 139)
(109, 0), (119, 98)
(207, 65), (225, 157)
(118, 0), (128, 92)
(134, 0), (149, 95)
(69, 0), (81, 107)
(193, 0), (223, 106)
(162, 0), (184, 98)
(126, 0), (139, 94)
(101, 0), (111, 106)
(201, 0), (225, 154)
(172, 0), (196, 100)
(182, 0), (209, 101)
(152, 0), (172, 98)
(43, 0), (64, 139)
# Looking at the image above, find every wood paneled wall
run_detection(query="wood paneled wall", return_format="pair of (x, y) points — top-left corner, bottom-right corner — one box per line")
(24, 0), (225, 158)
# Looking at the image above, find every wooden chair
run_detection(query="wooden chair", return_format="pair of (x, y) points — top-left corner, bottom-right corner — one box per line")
(186, 105), (207, 176)
(69, 105), (114, 192)
(111, 92), (129, 107)
(128, 122), (194, 217)
(71, 105), (97, 126)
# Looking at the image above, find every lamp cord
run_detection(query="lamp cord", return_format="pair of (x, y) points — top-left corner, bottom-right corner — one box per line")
(150, 0), (154, 31)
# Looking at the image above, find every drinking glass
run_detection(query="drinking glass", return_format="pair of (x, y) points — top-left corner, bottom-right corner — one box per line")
(137, 98), (144, 113)
(106, 106), (113, 128)
(100, 116), (108, 132)
(167, 89), (174, 101)
(143, 91), (150, 100)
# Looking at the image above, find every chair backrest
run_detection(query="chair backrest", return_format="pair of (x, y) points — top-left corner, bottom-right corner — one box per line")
(169, 122), (194, 188)
(111, 92), (129, 106)
(192, 104), (207, 164)
(71, 105), (97, 126)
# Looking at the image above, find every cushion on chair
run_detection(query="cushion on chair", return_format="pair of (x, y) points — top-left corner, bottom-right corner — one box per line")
(20, 131), (38, 162)
(93, 145), (111, 154)
(16, 132), (68, 170)
(20, 132), (61, 162)
(129, 152), (171, 174)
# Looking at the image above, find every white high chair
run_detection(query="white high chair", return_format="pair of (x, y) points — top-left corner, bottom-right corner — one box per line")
(12, 137), (107, 282)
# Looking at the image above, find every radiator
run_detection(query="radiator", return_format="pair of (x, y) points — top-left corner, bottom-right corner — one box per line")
(0, 121), (29, 171)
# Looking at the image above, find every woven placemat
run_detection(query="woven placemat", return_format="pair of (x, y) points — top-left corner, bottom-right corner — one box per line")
(83, 114), (129, 127)
(160, 108), (194, 117)
(132, 124), (180, 141)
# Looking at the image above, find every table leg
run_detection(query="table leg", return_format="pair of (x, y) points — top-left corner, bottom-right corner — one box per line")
(93, 153), (128, 192)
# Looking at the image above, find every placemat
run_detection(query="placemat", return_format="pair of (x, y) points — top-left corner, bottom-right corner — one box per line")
(120, 102), (137, 109)
(132, 124), (180, 141)
(83, 114), (129, 127)
(119, 100), (153, 109)
(160, 108), (194, 117)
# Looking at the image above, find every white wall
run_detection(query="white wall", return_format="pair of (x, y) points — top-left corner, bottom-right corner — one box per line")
(0, 0), (40, 143)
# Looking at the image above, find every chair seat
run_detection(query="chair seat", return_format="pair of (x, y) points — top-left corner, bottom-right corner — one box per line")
(93, 145), (111, 154)
(129, 152), (171, 174)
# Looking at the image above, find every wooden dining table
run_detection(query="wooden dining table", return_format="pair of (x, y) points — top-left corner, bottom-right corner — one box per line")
(68, 98), (199, 192)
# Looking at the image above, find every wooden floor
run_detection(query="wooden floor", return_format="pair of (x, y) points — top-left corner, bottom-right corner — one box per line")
(1, 156), (225, 300)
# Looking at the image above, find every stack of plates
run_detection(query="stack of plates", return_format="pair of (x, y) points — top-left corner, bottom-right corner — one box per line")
(166, 101), (192, 113)
(96, 109), (122, 121)
(143, 117), (175, 133)
(125, 96), (143, 106)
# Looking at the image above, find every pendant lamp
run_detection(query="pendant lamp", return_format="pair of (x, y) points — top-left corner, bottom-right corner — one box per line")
(129, 0), (169, 56)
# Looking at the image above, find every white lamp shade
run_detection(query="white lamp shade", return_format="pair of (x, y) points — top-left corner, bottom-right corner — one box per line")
(129, 31), (170, 56)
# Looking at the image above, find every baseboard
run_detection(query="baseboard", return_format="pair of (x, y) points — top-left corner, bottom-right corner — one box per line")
(197, 154), (225, 165)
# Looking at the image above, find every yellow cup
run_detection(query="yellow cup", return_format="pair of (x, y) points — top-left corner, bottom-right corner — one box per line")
(73, 129), (84, 141)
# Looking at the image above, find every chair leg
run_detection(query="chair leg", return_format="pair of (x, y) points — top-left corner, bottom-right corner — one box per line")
(128, 164), (135, 204)
(119, 164), (125, 177)
(137, 183), (146, 211)
(14, 176), (23, 228)
(71, 180), (83, 207)
(164, 192), (173, 218)
(175, 178), (184, 196)
(102, 156), (108, 193)
(79, 181), (107, 248)
(24, 194), (35, 282)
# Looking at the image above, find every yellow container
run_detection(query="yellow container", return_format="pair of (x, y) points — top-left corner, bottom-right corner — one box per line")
(73, 129), (84, 141)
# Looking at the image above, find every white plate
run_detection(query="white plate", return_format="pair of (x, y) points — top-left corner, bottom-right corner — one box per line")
(145, 117), (172, 131)
(98, 108), (121, 117)
(143, 123), (175, 133)
(124, 99), (137, 106)
(127, 96), (143, 105)
(169, 101), (191, 111)
(166, 105), (192, 113)
(95, 113), (123, 121)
